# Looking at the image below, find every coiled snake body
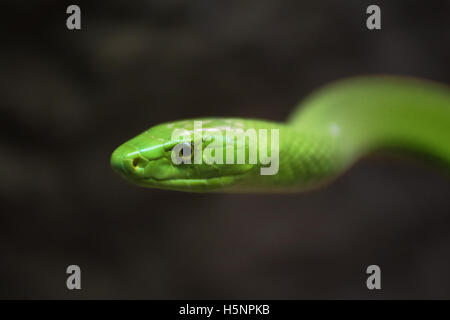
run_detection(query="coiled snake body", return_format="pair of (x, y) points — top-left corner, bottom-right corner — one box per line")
(111, 76), (450, 192)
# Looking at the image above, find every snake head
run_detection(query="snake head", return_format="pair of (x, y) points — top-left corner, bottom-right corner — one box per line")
(111, 119), (260, 192)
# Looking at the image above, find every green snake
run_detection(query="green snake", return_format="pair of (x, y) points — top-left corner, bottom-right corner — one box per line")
(111, 76), (450, 193)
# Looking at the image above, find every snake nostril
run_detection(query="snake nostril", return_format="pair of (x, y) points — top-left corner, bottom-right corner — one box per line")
(132, 157), (147, 170)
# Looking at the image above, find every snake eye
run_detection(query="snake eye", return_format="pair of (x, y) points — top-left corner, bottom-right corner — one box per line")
(171, 142), (192, 164)
(180, 142), (191, 158)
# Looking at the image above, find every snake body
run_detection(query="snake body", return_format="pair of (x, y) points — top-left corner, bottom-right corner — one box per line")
(111, 76), (450, 192)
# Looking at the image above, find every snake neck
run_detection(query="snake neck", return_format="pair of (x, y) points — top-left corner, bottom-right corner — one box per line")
(215, 77), (450, 192)
(289, 76), (450, 169)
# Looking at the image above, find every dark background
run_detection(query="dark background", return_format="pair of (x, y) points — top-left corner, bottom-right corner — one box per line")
(0, 0), (449, 299)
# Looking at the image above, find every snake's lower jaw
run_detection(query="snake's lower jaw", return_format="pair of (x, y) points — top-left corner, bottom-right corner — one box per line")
(133, 175), (243, 192)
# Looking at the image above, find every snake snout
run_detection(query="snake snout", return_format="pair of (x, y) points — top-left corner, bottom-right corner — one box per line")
(110, 147), (126, 175)
(111, 144), (149, 178)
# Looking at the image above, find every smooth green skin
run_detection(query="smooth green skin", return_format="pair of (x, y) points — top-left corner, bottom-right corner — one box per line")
(111, 76), (450, 193)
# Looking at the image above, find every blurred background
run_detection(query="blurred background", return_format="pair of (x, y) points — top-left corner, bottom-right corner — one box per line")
(0, 0), (449, 299)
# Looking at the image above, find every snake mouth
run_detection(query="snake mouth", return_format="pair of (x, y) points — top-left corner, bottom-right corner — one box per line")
(139, 172), (249, 183)
(114, 152), (253, 187)
(134, 172), (251, 191)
